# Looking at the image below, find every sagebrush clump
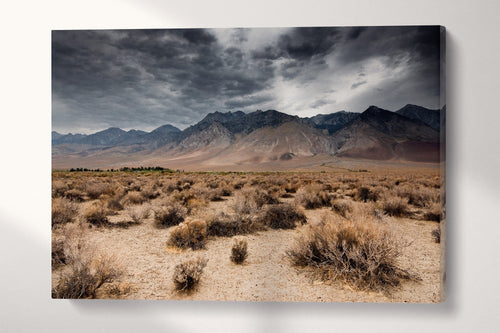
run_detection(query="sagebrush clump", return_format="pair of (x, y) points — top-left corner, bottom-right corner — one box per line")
(381, 197), (410, 217)
(432, 227), (441, 243)
(287, 218), (411, 290)
(154, 202), (187, 228)
(167, 219), (207, 250)
(331, 199), (353, 218)
(259, 203), (307, 229)
(52, 226), (122, 298)
(173, 257), (208, 291)
(52, 197), (78, 227)
(127, 205), (151, 224)
(230, 238), (248, 264)
(52, 253), (122, 298)
(206, 212), (263, 237)
(83, 203), (109, 227)
(294, 185), (332, 209)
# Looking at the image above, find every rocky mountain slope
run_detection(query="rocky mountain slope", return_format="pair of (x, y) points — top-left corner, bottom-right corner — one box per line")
(52, 104), (445, 168)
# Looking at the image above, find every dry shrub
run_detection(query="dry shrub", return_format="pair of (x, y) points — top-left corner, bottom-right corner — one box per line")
(52, 225), (122, 298)
(284, 182), (299, 194)
(51, 238), (66, 268)
(287, 218), (411, 290)
(408, 187), (438, 208)
(185, 198), (208, 214)
(423, 202), (441, 222)
(233, 181), (246, 190)
(432, 227), (441, 243)
(381, 197), (410, 217)
(233, 191), (258, 215)
(231, 238), (248, 264)
(294, 185), (332, 209)
(121, 191), (146, 206)
(259, 203), (307, 229)
(141, 186), (160, 200)
(52, 253), (122, 299)
(96, 282), (132, 299)
(106, 194), (124, 212)
(127, 205), (151, 224)
(52, 197), (78, 227)
(331, 199), (353, 218)
(86, 183), (114, 200)
(204, 188), (225, 202)
(154, 202), (187, 228)
(220, 185), (233, 196)
(235, 188), (279, 211)
(232, 187), (278, 216)
(167, 219), (207, 250)
(173, 257), (208, 292)
(173, 189), (196, 206)
(64, 188), (86, 202)
(355, 186), (378, 202)
(206, 212), (263, 237)
(83, 203), (109, 227)
(52, 180), (68, 198)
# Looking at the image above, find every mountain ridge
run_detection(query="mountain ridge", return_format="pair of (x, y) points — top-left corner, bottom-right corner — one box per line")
(52, 104), (444, 168)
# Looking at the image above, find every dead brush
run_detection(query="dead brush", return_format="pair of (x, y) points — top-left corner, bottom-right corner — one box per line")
(83, 202), (109, 227)
(127, 205), (151, 224)
(64, 188), (86, 202)
(230, 238), (248, 264)
(232, 190), (259, 215)
(249, 187), (280, 207)
(432, 227), (441, 243)
(381, 197), (411, 217)
(121, 191), (146, 206)
(52, 180), (68, 198)
(423, 202), (442, 222)
(206, 212), (263, 237)
(51, 224), (122, 298)
(52, 197), (78, 227)
(106, 193), (125, 212)
(408, 187), (439, 208)
(51, 238), (67, 269)
(154, 202), (187, 228)
(52, 252), (122, 299)
(331, 199), (353, 218)
(172, 257), (208, 292)
(355, 186), (378, 202)
(85, 182), (115, 200)
(294, 185), (332, 209)
(167, 219), (207, 250)
(141, 185), (160, 200)
(259, 203), (307, 229)
(203, 188), (225, 202)
(287, 218), (411, 291)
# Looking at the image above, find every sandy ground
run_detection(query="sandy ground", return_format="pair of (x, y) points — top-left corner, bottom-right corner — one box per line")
(58, 195), (442, 303)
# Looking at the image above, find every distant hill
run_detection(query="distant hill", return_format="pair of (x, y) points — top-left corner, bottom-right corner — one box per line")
(52, 104), (444, 168)
(306, 111), (359, 134)
(331, 106), (440, 162)
(396, 104), (441, 131)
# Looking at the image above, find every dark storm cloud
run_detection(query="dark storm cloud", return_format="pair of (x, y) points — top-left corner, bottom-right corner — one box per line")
(52, 26), (443, 134)
(52, 28), (276, 133)
(278, 27), (341, 60)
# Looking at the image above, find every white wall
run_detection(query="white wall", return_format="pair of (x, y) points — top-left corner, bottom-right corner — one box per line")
(1, 0), (499, 332)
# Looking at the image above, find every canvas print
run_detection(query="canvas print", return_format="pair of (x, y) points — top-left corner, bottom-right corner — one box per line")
(51, 26), (446, 302)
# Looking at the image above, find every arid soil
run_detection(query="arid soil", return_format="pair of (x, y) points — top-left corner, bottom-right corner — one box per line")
(51, 167), (444, 303)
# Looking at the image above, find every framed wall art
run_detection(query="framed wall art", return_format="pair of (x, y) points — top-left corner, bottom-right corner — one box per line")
(51, 25), (445, 302)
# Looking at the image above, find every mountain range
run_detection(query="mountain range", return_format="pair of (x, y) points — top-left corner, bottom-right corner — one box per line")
(52, 104), (445, 169)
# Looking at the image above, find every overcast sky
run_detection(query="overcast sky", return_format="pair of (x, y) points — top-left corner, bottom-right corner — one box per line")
(52, 26), (443, 134)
